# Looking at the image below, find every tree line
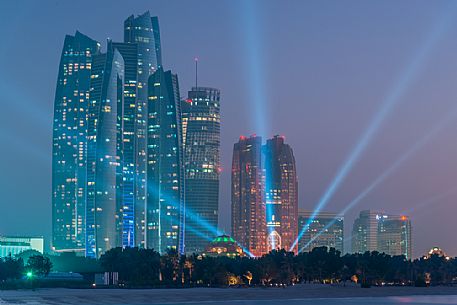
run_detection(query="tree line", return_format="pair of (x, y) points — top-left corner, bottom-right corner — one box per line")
(99, 247), (457, 288)
(1, 247), (456, 288)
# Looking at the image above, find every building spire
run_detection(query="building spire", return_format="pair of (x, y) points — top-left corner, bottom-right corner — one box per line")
(194, 57), (198, 89)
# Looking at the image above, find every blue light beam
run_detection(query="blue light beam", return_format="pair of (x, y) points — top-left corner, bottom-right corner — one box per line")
(300, 106), (457, 253)
(291, 4), (457, 251)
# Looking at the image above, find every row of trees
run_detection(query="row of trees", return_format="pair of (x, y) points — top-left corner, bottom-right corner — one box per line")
(100, 247), (457, 287)
(0, 254), (52, 282)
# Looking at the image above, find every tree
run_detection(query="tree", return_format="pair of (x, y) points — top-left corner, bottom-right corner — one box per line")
(27, 255), (52, 277)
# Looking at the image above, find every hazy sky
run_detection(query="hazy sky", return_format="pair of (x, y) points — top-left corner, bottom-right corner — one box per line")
(1, 0), (457, 258)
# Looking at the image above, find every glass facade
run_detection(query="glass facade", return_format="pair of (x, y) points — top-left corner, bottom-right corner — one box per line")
(52, 31), (100, 254)
(352, 210), (412, 259)
(297, 210), (344, 254)
(147, 68), (185, 254)
(231, 136), (267, 257)
(182, 87), (221, 254)
(86, 43), (125, 258)
(124, 12), (162, 248)
(263, 136), (298, 254)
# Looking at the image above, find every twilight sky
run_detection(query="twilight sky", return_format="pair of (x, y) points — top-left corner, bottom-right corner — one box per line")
(1, 0), (457, 258)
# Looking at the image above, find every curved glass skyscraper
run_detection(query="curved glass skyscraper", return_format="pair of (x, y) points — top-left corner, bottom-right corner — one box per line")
(52, 31), (100, 254)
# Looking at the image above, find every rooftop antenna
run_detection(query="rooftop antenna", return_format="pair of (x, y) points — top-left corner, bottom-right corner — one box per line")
(194, 57), (198, 89)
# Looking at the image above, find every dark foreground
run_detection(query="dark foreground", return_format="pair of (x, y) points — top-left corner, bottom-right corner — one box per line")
(1, 285), (457, 305)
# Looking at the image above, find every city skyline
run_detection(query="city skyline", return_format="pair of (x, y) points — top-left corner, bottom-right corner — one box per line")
(3, 0), (457, 258)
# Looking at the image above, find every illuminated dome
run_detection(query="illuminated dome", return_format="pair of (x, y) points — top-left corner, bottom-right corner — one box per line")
(203, 235), (245, 258)
(425, 247), (450, 260)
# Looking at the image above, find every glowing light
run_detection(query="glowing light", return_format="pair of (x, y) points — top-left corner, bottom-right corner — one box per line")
(291, 5), (457, 252)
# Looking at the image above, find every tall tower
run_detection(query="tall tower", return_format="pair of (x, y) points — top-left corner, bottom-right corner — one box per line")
(147, 68), (185, 254)
(124, 12), (162, 248)
(52, 31), (100, 254)
(263, 136), (298, 253)
(182, 87), (221, 254)
(85, 42), (125, 258)
(231, 136), (267, 257)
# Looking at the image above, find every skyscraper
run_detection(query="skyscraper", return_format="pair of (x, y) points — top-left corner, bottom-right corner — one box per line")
(85, 42), (125, 258)
(352, 210), (412, 259)
(52, 31), (100, 254)
(352, 210), (380, 254)
(111, 42), (138, 248)
(182, 87), (221, 254)
(124, 12), (162, 248)
(297, 210), (344, 254)
(378, 215), (412, 259)
(147, 67), (185, 254)
(231, 135), (267, 257)
(263, 136), (298, 253)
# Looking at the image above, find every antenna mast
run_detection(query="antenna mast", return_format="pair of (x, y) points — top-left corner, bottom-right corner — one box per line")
(194, 57), (198, 89)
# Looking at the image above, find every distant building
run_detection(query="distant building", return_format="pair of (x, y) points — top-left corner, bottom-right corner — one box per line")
(203, 235), (245, 258)
(424, 247), (450, 260)
(352, 210), (379, 254)
(181, 87), (221, 254)
(297, 210), (343, 254)
(231, 135), (267, 257)
(263, 136), (298, 253)
(147, 67), (185, 254)
(377, 215), (412, 259)
(352, 210), (412, 259)
(0, 236), (44, 257)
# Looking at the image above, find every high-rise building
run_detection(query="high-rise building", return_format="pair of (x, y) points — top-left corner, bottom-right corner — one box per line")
(352, 210), (412, 259)
(52, 31), (100, 254)
(111, 42), (138, 248)
(231, 136), (267, 257)
(85, 42), (125, 258)
(352, 210), (380, 254)
(124, 12), (162, 248)
(181, 87), (221, 254)
(378, 215), (412, 259)
(147, 67), (185, 254)
(297, 210), (344, 254)
(263, 136), (298, 253)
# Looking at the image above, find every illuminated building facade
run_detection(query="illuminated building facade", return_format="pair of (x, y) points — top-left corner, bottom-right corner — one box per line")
(52, 31), (100, 254)
(263, 136), (298, 253)
(111, 42), (138, 248)
(0, 236), (44, 258)
(352, 210), (380, 254)
(352, 210), (412, 259)
(378, 214), (412, 259)
(231, 136), (267, 257)
(147, 67), (185, 254)
(297, 210), (343, 254)
(181, 87), (221, 254)
(85, 42), (125, 258)
(203, 235), (245, 258)
(124, 12), (162, 248)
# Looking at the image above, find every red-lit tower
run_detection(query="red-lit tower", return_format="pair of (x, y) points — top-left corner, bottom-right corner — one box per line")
(263, 135), (298, 254)
(231, 135), (267, 256)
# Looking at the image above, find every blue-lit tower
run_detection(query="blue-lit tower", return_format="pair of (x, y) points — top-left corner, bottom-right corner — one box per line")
(52, 31), (100, 254)
(147, 67), (185, 254)
(124, 12), (163, 248)
(85, 42), (125, 258)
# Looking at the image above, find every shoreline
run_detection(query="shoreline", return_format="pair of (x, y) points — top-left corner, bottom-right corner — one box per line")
(1, 285), (457, 304)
